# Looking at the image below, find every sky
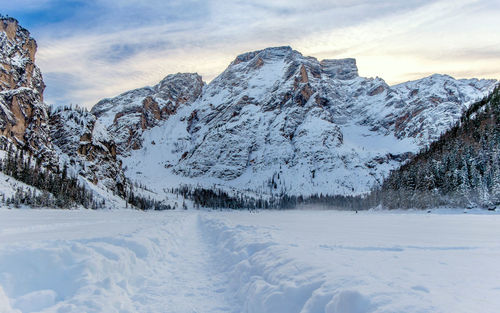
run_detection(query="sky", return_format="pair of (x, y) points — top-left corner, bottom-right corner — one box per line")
(2, 0), (500, 108)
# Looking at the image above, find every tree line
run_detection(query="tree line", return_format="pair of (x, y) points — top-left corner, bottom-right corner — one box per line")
(0, 142), (169, 210)
(0, 143), (99, 209)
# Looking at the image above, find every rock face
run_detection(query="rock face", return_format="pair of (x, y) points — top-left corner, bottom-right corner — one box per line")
(0, 17), (127, 200)
(0, 18), (43, 95)
(92, 73), (204, 154)
(49, 107), (126, 196)
(0, 17), (54, 161)
(320, 58), (358, 80)
(109, 46), (496, 196)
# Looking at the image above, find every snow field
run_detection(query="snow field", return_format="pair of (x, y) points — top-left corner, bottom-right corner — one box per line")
(1, 209), (500, 312)
(199, 210), (500, 313)
(0, 210), (233, 313)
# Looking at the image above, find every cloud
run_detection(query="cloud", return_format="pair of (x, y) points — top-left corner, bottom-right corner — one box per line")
(4, 0), (499, 108)
(42, 71), (93, 105)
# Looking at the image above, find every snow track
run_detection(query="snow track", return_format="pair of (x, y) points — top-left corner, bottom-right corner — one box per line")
(0, 211), (234, 313)
(1, 209), (500, 313)
(198, 211), (500, 313)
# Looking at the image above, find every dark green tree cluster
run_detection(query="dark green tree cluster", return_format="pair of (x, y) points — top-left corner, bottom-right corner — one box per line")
(126, 190), (172, 210)
(0, 144), (99, 209)
(378, 86), (500, 209)
(175, 185), (270, 210)
(174, 185), (376, 210)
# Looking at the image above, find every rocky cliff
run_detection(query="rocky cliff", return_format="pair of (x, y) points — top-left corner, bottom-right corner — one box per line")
(0, 17), (128, 202)
(0, 17), (54, 161)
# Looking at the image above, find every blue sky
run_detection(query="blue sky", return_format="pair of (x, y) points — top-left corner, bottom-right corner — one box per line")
(2, 0), (500, 108)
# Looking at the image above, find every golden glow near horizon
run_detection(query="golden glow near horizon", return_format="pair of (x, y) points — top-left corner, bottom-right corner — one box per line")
(21, 0), (500, 108)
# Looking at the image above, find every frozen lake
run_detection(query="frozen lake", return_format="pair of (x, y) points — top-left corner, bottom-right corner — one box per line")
(0, 209), (499, 313)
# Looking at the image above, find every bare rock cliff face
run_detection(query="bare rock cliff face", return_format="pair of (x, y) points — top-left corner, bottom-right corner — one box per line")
(0, 17), (53, 161)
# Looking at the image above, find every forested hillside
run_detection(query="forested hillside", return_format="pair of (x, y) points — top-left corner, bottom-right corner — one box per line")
(379, 86), (500, 209)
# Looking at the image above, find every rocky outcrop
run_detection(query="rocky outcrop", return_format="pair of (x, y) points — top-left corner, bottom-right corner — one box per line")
(0, 17), (53, 161)
(320, 58), (358, 80)
(0, 18), (43, 95)
(92, 73), (204, 154)
(49, 107), (126, 196)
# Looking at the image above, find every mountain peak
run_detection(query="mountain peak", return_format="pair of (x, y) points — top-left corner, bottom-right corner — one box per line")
(89, 44), (496, 198)
(157, 72), (204, 91)
(231, 46), (295, 66)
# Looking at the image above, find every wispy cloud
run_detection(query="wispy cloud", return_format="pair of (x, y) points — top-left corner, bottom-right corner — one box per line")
(3, 0), (499, 108)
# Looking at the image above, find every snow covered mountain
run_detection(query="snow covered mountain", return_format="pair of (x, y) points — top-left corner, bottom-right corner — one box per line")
(1, 17), (497, 202)
(94, 46), (496, 197)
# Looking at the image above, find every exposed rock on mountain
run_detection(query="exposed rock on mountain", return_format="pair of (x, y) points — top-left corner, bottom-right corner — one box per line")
(107, 46), (496, 196)
(386, 74), (496, 143)
(0, 17), (56, 163)
(92, 73), (204, 154)
(49, 107), (126, 196)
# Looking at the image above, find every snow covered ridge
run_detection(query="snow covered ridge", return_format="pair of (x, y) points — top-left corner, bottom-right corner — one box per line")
(106, 46), (497, 197)
(1, 209), (500, 312)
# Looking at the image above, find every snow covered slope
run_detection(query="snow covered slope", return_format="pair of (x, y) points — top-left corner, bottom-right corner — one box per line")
(98, 46), (496, 197)
(1, 209), (499, 313)
(92, 73), (203, 154)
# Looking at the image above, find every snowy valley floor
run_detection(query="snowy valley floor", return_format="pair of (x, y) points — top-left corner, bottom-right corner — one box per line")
(1, 209), (500, 313)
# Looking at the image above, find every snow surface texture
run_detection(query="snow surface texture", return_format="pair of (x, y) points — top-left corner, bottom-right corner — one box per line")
(1, 209), (500, 313)
(94, 46), (497, 197)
